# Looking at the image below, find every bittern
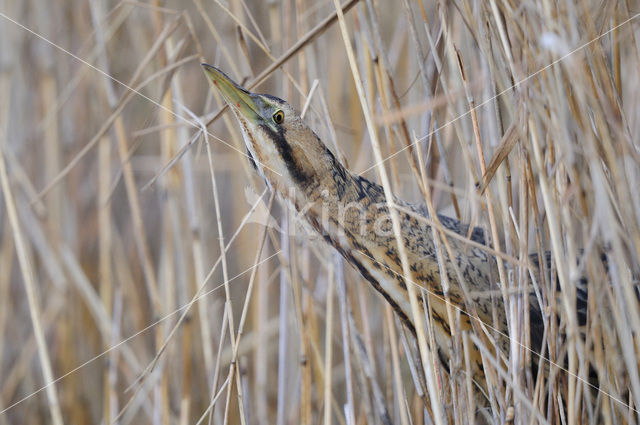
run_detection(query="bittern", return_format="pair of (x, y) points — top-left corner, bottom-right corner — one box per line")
(201, 64), (587, 413)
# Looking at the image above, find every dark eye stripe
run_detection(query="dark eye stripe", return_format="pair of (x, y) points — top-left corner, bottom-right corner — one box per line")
(259, 124), (310, 186)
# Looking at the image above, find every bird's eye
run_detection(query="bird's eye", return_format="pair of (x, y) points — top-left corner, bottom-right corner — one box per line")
(272, 110), (285, 125)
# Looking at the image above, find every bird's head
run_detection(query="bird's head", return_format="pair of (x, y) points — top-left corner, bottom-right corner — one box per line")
(202, 64), (341, 202)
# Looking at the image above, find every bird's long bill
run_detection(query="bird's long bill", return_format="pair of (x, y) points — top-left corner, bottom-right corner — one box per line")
(201, 63), (260, 122)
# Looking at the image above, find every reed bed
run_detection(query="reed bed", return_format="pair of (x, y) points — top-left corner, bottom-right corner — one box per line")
(0, 0), (639, 424)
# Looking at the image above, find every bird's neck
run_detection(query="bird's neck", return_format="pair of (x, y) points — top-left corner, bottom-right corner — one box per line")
(279, 149), (387, 242)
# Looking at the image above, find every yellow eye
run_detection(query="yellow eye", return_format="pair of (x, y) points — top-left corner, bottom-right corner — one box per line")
(272, 110), (285, 124)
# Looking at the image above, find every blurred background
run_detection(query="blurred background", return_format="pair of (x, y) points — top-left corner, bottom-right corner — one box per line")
(0, 0), (639, 424)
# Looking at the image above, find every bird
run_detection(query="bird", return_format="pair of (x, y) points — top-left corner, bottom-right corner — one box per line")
(200, 64), (589, 414)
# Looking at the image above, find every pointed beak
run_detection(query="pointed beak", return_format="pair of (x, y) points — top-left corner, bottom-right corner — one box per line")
(201, 64), (262, 122)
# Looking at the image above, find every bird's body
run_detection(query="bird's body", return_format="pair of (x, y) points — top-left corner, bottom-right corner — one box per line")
(202, 64), (547, 401)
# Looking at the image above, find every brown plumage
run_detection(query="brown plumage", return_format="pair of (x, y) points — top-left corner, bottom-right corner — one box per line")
(201, 64), (583, 410)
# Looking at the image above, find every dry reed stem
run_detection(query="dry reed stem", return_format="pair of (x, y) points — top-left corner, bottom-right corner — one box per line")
(0, 148), (64, 425)
(332, 2), (447, 424)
